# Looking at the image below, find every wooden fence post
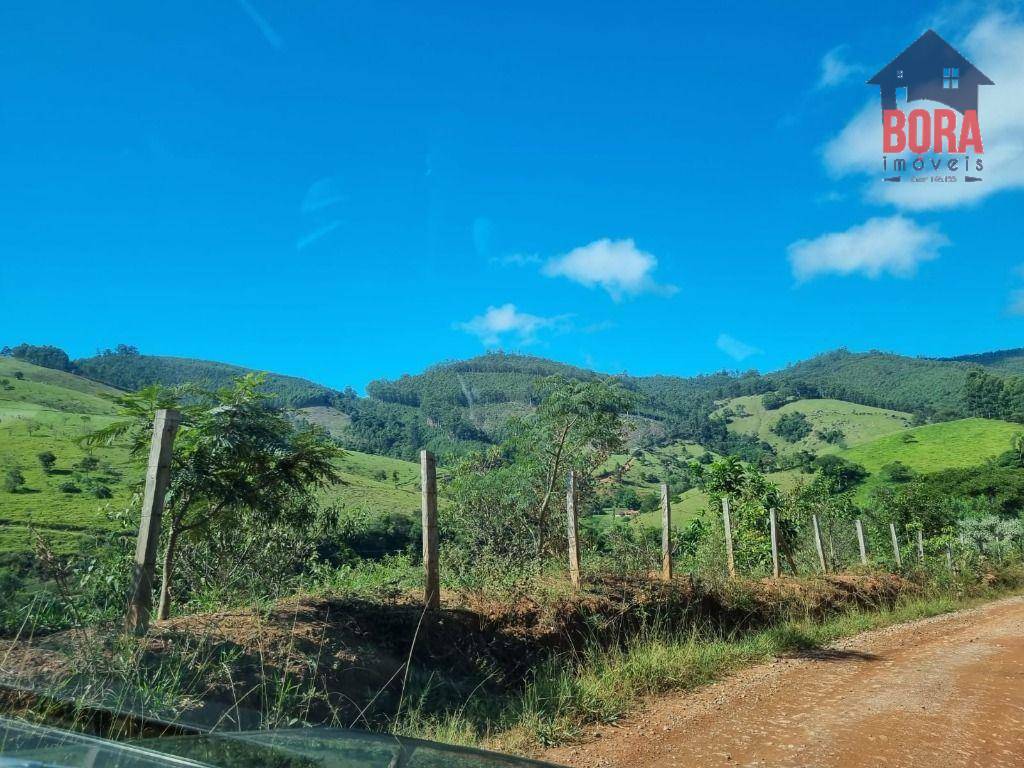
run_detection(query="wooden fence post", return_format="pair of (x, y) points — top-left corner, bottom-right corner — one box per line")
(890, 523), (903, 569)
(917, 529), (925, 562)
(812, 514), (827, 575)
(722, 496), (736, 578)
(855, 519), (868, 565)
(566, 470), (581, 588)
(420, 450), (440, 610)
(768, 507), (780, 579)
(125, 408), (181, 635)
(660, 483), (672, 581)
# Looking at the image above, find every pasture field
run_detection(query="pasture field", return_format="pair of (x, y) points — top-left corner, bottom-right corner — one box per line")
(0, 359), (425, 554)
(720, 395), (913, 454)
(837, 417), (1021, 474)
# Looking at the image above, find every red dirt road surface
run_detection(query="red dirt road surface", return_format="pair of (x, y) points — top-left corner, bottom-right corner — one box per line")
(544, 595), (1024, 768)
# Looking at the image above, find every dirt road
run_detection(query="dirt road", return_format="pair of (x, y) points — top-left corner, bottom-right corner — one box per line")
(544, 595), (1024, 768)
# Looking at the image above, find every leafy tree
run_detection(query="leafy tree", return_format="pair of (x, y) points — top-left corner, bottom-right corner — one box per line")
(771, 412), (812, 443)
(761, 391), (788, 410)
(813, 454), (869, 493)
(815, 426), (845, 445)
(87, 374), (341, 618)
(4, 469), (26, 494)
(879, 461), (915, 483)
(37, 451), (57, 473)
(444, 376), (633, 580)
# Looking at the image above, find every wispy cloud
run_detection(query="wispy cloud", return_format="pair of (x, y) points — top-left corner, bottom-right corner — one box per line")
(301, 178), (345, 213)
(296, 220), (342, 250)
(542, 238), (677, 301)
(456, 303), (570, 346)
(717, 333), (762, 362)
(234, 0), (283, 49)
(817, 45), (865, 89)
(787, 215), (948, 282)
(822, 11), (1024, 210)
(493, 252), (541, 267)
(1008, 289), (1024, 315)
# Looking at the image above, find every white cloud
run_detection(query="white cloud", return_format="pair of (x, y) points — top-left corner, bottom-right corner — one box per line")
(823, 12), (1024, 210)
(457, 304), (568, 346)
(542, 238), (677, 300)
(716, 334), (762, 362)
(817, 45), (865, 89)
(787, 215), (948, 282)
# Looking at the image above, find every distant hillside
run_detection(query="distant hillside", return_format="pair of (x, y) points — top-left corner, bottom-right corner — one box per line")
(351, 351), (772, 461)
(74, 349), (338, 408)
(768, 349), (974, 416)
(13, 341), (1024, 462)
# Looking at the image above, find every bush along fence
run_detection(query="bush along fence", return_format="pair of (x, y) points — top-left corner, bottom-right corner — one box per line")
(126, 413), (1009, 627)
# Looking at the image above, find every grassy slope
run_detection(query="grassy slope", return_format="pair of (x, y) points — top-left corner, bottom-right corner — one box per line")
(599, 413), (1021, 531)
(0, 359), (131, 554)
(839, 417), (1021, 501)
(721, 395), (913, 455)
(320, 450), (421, 518)
(0, 360), (422, 554)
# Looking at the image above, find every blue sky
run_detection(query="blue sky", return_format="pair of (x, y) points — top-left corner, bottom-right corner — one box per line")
(2, 1), (1023, 391)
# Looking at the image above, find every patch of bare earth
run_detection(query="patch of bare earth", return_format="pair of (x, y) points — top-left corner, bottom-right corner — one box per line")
(544, 595), (1024, 768)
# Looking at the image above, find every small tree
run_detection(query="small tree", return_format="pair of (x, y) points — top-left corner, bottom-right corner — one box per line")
(87, 374), (341, 618)
(4, 469), (25, 494)
(37, 451), (57, 473)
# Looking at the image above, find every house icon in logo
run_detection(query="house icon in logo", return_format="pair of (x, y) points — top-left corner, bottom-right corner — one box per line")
(867, 29), (993, 114)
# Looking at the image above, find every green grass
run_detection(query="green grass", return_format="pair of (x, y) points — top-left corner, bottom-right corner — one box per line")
(720, 394), (913, 455)
(319, 450), (422, 518)
(0, 358), (120, 416)
(838, 417), (1021, 473)
(837, 417), (1022, 501)
(0, 400), (136, 553)
(0, 358), (424, 554)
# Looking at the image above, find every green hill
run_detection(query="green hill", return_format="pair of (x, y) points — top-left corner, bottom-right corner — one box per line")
(74, 349), (338, 408)
(768, 349), (975, 416)
(838, 417), (1021, 476)
(720, 394), (913, 455)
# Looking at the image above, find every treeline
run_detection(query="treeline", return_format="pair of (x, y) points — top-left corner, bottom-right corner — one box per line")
(964, 370), (1024, 423)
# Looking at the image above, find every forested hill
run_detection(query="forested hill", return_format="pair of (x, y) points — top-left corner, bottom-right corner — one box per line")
(6, 342), (1024, 461)
(943, 348), (1024, 375)
(767, 349), (975, 417)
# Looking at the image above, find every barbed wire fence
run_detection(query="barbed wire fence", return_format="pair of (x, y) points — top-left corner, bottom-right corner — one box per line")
(125, 415), (1021, 626)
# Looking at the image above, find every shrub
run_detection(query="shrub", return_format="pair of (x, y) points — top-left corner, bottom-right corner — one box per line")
(37, 451), (57, 473)
(771, 412), (812, 443)
(3, 469), (25, 493)
(59, 482), (81, 494)
(815, 426), (845, 445)
(761, 391), (788, 410)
